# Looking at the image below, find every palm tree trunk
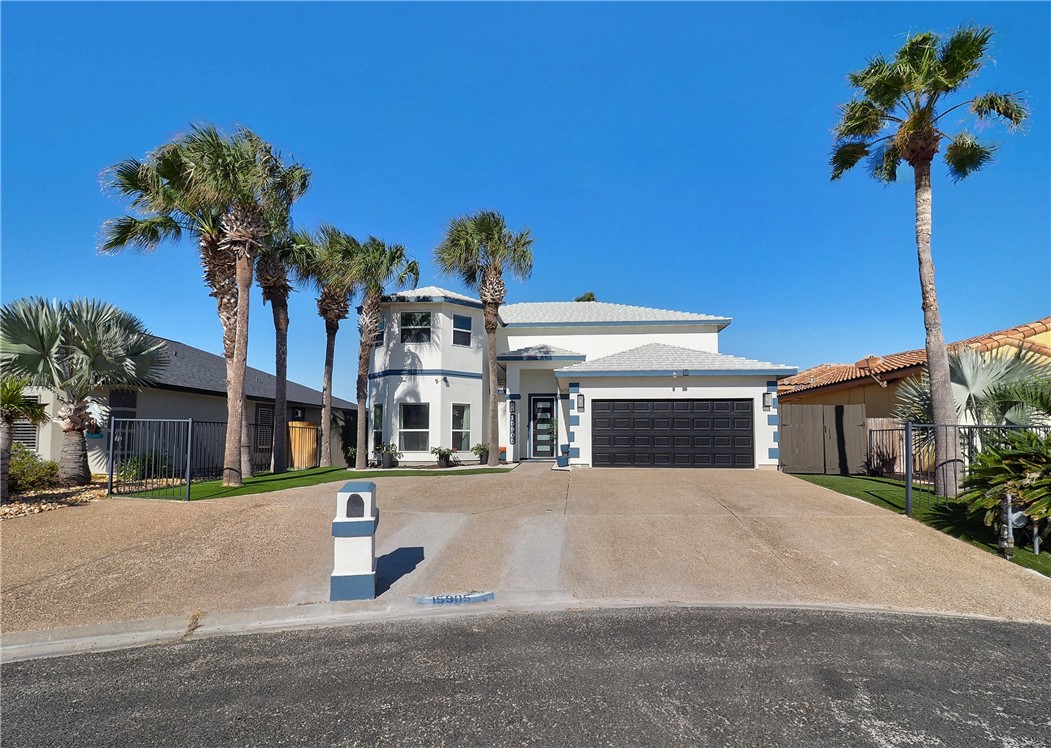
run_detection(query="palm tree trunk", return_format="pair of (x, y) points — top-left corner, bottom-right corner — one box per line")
(223, 253), (253, 487)
(914, 159), (961, 498)
(240, 405), (253, 479)
(271, 298), (290, 474)
(321, 319), (338, 467)
(58, 428), (91, 486)
(0, 419), (12, 501)
(484, 301), (500, 467)
(354, 294), (381, 470)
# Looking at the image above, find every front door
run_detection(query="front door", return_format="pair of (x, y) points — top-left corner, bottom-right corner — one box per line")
(531, 396), (556, 459)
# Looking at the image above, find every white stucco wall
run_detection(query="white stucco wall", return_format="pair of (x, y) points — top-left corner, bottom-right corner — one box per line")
(501, 324), (721, 360)
(563, 375), (780, 469)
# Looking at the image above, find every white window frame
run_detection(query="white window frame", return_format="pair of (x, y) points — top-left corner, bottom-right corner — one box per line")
(399, 403), (430, 452)
(451, 403), (471, 452)
(452, 314), (472, 347)
(372, 403), (383, 452)
(400, 312), (431, 344)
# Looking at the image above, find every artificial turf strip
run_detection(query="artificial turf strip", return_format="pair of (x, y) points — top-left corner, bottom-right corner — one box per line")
(121, 465), (513, 502)
(793, 474), (1051, 578)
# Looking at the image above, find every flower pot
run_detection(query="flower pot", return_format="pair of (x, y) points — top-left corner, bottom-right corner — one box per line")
(437, 457), (449, 468)
(382, 453), (394, 469)
(477, 451), (489, 464)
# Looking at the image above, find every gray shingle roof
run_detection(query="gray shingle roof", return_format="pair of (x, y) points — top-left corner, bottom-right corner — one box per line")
(554, 343), (796, 378)
(500, 301), (731, 327)
(497, 344), (586, 362)
(382, 286), (482, 307)
(155, 339), (355, 409)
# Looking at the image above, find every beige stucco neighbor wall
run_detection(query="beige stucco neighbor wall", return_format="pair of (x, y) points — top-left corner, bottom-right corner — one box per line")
(780, 379), (907, 419)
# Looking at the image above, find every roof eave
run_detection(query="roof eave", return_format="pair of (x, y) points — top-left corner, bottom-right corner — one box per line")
(500, 318), (732, 329)
(554, 367), (798, 379)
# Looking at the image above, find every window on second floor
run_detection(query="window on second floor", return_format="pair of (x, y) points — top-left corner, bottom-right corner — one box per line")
(373, 316), (385, 346)
(452, 314), (472, 347)
(400, 312), (431, 344)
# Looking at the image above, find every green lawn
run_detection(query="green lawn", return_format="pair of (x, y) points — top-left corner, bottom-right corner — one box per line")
(121, 465), (512, 502)
(793, 474), (1051, 578)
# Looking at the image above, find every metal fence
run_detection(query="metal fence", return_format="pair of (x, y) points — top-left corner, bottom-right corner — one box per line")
(107, 418), (322, 500)
(867, 423), (1051, 515)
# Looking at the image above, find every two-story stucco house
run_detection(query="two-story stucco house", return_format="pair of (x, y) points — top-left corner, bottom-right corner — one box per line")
(368, 287), (796, 468)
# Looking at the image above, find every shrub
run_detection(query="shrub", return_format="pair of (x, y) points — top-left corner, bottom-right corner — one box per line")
(961, 430), (1051, 523)
(8, 443), (60, 493)
(117, 451), (171, 481)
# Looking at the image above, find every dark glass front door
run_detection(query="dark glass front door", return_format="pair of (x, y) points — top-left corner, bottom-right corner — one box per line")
(531, 396), (556, 459)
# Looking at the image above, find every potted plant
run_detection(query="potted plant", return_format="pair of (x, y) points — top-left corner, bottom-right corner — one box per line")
(431, 445), (454, 468)
(380, 442), (402, 469)
(471, 443), (490, 464)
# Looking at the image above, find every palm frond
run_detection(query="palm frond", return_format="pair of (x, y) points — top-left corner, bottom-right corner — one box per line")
(936, 26), (993, 92)
(944, 132), (996, 182)
(892, 31), (939, 93)
(847, 55), (908, 111)
(0, 374), (49, 425)
(830, 141), (869, 180)
(100, 215), (183, 254)
(834, 100), (890, 139)
(866, 142), (902, 183)
(970, 92), (1028, 128)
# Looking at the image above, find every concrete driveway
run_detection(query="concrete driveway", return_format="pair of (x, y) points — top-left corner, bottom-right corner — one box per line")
(3, 463), (1050, 634)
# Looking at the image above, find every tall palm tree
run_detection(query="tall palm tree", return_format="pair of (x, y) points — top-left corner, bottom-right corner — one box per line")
(434, 211), (533, 466)
(831, 26), (1028, 497)
(176, 125), (310, 485)
(1, 375), (50, 501)
(0, 298), (167, 486)
(295, 226), (360, 467)
(352, 237), (420, 469)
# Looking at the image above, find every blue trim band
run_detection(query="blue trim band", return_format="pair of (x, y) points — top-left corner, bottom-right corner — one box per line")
(766, 381), (778, 392)
(507, 393), (521, 400)
(569, 415), (580, 426)
(555, 368), (797, 379)
(767, 414), (779, 426)
(568, 432), (575, 443)
(330, 573), (376, 601)
(569, 400), (575, 411)
(773, 431), (779, 443)
(569, 447), (581, 458)
(333, 518), (377, 537)
(768, 448), (780, 459)
(568, 383), (580, 393)
(368, 369), (483, 380)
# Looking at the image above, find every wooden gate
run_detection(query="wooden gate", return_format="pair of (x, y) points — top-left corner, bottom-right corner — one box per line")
(779, 404), (867, 474)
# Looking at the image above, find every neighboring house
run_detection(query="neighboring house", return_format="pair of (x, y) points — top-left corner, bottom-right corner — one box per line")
(16, 338), (356, 474)
(368, 287), (796, 468)
(778, 317), (1051, 418)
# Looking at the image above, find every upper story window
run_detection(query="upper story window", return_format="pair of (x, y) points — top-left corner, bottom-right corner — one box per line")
(452, 314), (472, 347)
(400, 312), (431, 344)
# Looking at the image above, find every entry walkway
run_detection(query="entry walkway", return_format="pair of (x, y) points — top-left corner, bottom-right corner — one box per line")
(3, 466), (1050, 637)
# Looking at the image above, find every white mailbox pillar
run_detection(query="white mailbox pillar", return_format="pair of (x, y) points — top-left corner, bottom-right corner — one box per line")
(330, 481), (379, 601)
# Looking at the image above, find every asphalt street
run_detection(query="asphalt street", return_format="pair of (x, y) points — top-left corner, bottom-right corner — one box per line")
(3, 606), (1049, 747)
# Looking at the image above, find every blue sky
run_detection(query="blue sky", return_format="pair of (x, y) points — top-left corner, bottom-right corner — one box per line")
(2, 2), (1048, 402)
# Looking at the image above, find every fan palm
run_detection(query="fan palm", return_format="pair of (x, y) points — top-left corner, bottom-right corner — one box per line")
(352, 237), (420, 469)
(0, 298), (167, 486)
(831, 26), (1028, 497)
(295, 226), (361, 467)
(434, 211), (533, 466)
(1, 375), (50, 500)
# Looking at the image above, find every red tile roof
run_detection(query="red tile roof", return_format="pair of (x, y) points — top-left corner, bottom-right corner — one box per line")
(779, 317), (1051, 396)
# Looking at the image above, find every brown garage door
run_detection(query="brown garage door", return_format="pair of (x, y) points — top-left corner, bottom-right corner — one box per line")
(591, 399), (754, 468)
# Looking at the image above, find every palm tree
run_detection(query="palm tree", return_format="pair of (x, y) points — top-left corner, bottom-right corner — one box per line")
(295, 226), (360, 467)
(177, 125), (310, 485)
(0, 298), (167, 486)
(434, 211), (533, 466)
(1, 375), (50, 501)
(831, 26), (1028, 497)
(574, 292), (597, 302)
(352, 237), (421, 469)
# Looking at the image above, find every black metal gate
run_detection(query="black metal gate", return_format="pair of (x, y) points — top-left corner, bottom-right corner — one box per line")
(108, 418), (193, 500)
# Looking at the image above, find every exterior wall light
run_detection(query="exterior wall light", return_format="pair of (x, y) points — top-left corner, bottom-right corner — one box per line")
(509, 400), (516, 414)
(577, 394), (585, 412)
(762, 392), (774, 411)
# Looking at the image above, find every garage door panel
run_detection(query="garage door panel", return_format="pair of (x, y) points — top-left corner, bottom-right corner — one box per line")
(592, 398), (754, 469)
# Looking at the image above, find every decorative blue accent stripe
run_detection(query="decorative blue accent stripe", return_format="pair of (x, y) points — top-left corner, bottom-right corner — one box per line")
(368, 369), (483, 380)
(568, 431), (575, 443)
(569, 415), (580, 426)
(555, 368), (797, 379)
(507, 394), (521, 400)
(568, 400), (575, 411)
(768, 448), (779, 459)
(558, 394), (570, 400)
(767, 414), (779, 426)
(568, 383), (580, 393)
(772, 397), (778, 408)
(501, 318), (731, 329)
(330, 573), (376, 601)
(497, 354), (586, 362)
(766, 382), (778, 392)
(333, 518), (377, 537)
(773, 431), (779, 443)
(569, 447), (581, 458)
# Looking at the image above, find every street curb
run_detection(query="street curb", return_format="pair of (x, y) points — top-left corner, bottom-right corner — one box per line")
(4, 593), (1049, 663)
